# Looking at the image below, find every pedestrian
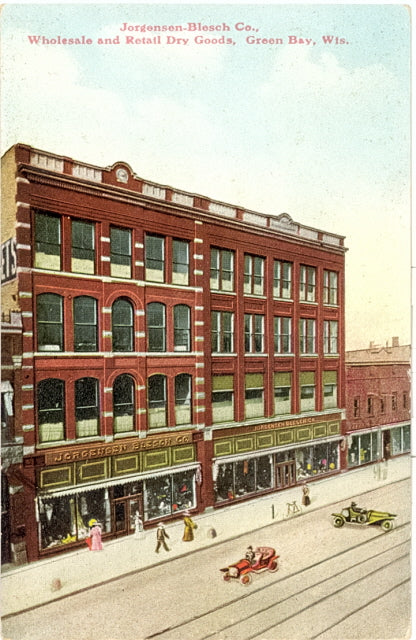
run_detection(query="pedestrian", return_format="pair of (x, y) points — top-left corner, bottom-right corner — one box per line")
(134, 511), (144, 539)
(88, 518), (103, 550)
(301, 482), (311, 506)
(155, 522), (170, 553)
(182, 510), (197, 541)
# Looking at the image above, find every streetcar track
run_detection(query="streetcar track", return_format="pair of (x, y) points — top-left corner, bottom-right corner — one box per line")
(309, 578), (411, 640)
(243, 555), (409, 640)
(144, 520), (410, 639)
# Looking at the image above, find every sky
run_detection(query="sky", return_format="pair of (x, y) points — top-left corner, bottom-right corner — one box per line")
(0, 2), (411, 350)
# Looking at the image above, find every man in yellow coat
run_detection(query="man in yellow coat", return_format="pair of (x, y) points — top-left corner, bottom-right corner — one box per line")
(182, 510), (197, 541)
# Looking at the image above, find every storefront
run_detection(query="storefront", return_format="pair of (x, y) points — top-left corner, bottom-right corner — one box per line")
(34, 431), (200, 553)
(347, 421), (411, 468)
(212, 415), (342, 504)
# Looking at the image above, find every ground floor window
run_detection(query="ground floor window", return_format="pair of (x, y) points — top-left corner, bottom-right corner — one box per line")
(144, 470), (196, 521)
(390, 424), (411, 455)
(277, 442), (339, 478)
(214, 455), (273, 503)
(38, 488), (109, 550)
(347, 431), (378, 467)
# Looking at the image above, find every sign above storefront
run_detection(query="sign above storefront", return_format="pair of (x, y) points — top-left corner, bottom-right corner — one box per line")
(44, 431), (193, 466)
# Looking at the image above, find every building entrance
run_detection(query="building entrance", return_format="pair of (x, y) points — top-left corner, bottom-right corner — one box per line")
(275, 461), (296, 489)
(112, 493), (143, 536)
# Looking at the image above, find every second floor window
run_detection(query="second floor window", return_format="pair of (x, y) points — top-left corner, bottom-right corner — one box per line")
(323, 371), (337, 409)
(299, 319), (316, 354)
(145, 235), (164, 282)
(211, 311), (233, 353)
(367, 396), (374, 415)
(245, 373), (264, 419)
(113, 374), (135, 433)
(210, 248), (234, 292)
(37, 293), (63, 352)
(38, 378), (65, 443)
(244, 255), (264, 296)
(273, 260), (292, 299)
(175, 374), (192, 425)
(75, 377), (99, 437)
(323, 320), (338, 354)
(392, 393), (397, 411)
(112, 298), (134, 352)
(274, 372), (291, 415)
(274, 317), (291, 354)
(72, 220), (95, 274)
(74, 296), (98, 352)
(300, 265), (316, 302)
(300, 372), (315, 412)
(244, 314), (264, 353)
(148, 374), (167, 428)
(212, 375), (234, 423)
(323, 270), (338, 305)
(353, 397), (360, 417)
(147, 302), (166, 352)
(110, 227), (132, 278)
(34, 212), (61, 270)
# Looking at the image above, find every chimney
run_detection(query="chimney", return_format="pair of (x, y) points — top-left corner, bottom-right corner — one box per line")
(392, 336), (399, 348)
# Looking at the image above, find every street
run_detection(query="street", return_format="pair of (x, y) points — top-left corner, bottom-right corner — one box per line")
(2, 478), (411, 640)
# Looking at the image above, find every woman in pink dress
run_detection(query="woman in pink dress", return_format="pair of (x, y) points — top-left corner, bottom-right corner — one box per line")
(88, 519), (103, 551)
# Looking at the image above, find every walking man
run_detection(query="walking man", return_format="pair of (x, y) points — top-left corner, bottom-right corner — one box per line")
(155, 522), (170, 553)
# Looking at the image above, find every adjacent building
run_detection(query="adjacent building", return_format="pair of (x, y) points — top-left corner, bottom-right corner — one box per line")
(1, 143), (347, 562)
(345, 338), (411, 469)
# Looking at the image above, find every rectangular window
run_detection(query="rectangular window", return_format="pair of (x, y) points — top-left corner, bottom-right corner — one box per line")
(300, 265), (316, 302)
(110, 227), (132, 279)
(273, 260), (292, 299)
(367, 396), (374, 416)
(403, 392), (408, 410)
(75, 378), (99, 437)
(353, 397), (360, 418)
(274, 317), (292, 353)
(299, 319), (316, 354)
(323, 270), (338, 305)
(172, 240), (189, 285)
(323, 320), (338, 354)
(380, 396), (386, 414)
(71, 220), (95, 274)
(38, 380), (65, 443)
(245, 373), (264, 419)
(392, 392), (397, 411)
(244, 255), (265, 296)
(323, 371), (337, 409)
(74, 297), (98, 352)
(212, 375), (234, 423)
(348, 432), (378, 467)
(211, 311), (234, 353)
(148, 375), (167, 428)
(244, 314), (264, 353)
(175, 374), (192, 425)
(145, 234), (165, 282)
(274, 372), (291, 415)
(210, 248), (234, 292)
(300, 371), (315, 412)
(35, 212), (61, 270)
(390, 424), (411, 455)
(173, 305), (190, 352)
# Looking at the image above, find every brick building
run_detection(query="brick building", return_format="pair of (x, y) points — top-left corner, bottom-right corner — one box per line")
(1, 144), (346, 562)
(345, 338), (411, 469)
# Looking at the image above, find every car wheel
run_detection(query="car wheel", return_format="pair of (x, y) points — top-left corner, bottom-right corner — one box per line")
(381, 520), (393, 531)
(357, 513), (367, 524)
(223, 573), (231, 582)
(240, 573), (252, 585)
(333, 516), (345, 528)
(268, 560), (279, 573)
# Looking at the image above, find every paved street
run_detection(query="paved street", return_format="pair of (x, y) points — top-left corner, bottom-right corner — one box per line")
(2, 476), (411, 640)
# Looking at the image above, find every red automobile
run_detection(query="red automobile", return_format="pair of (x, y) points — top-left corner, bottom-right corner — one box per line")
(220, 546), (279, 585)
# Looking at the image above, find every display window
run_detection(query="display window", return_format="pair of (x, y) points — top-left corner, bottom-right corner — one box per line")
(144, 470), (196, 520)
(347, 431), (378, 467)
(390, 424), (411, 455)
(214, 455), (273, 503)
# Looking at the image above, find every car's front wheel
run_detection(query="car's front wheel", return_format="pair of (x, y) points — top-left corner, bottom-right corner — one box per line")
(381, 519), (394, 531)
(223, 573), (231, 582)
(240, 573), (252, 585)
(333, 516), (345, 528)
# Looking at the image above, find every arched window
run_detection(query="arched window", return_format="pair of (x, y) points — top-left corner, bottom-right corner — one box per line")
(37, 293), (63, 351)
(112, 298), (134, 352)
(148, 374), (166, 428)
(37, 379), (65, 442)
(175, 374), (192, 425)
(75, 377), (99, 437)
(147, 303), (165, 352)
(113, 374), (135, 433)
(74, 296), (98, 352)
(174, 305), (191, 351)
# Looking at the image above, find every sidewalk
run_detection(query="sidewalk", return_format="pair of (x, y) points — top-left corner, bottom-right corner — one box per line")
(1, 456), (411, 617)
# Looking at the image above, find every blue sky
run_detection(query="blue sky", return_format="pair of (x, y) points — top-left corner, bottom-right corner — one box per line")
(0, 2), (411, 349)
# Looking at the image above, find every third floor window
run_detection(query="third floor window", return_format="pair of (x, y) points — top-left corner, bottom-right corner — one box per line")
(244, 314), (264, 353)
(323, 270), (338, 305)
(299, 265), (316, 302)
(211, 311), (234, 353)
(244, 255), (264, 296)
(110, 227), (132, 279)
(273, 260), (292, 299)
(210, 248), (234, 292)
(145, 234), (165, 282)
(71, 220), (95, 275)
(34, 212), (61, 271)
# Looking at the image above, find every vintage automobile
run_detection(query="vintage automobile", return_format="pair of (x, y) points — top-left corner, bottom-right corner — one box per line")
(220, 546), (279, 585)
(332, 502), (396, 531)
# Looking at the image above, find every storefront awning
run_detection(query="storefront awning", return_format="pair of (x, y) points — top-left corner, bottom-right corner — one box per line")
(39, 462), (201, 498)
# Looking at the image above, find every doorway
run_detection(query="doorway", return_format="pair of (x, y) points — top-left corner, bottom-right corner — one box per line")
(275, 461), (296, 490)
(112, 493), (143, 536)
